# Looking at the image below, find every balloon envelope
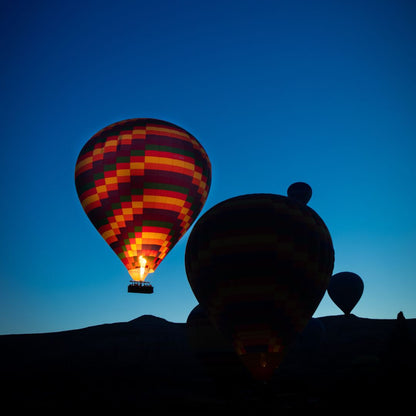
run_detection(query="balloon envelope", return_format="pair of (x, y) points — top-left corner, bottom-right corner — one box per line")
(287, 182), (312, 205)
(186, 305), (249, 386)
(185, 193), (334, 381)
(75, 118), (211, 283)
(298, 317), (326, 349)
(328, 272), (364, 315)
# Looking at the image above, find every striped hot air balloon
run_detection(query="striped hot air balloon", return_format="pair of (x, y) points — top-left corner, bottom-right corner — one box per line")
(75, 118), (211, 292)
(185, 189), (334, 380)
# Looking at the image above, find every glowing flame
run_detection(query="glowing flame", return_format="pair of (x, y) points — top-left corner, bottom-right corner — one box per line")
(128, 255), (152, 282)
(139, 255), (147, 280)
(260, 352), (268, 368)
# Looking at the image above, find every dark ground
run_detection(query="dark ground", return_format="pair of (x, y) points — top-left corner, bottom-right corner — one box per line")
(1, 314), (415, 412)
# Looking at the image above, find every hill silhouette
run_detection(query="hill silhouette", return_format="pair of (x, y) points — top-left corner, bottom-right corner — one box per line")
(0, 314), (414, 411)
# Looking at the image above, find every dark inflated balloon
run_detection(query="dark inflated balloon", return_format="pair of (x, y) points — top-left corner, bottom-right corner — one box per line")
(186, 305), (249, 387)
(298, 317), (326, 349)
(287, 182), (312, 205)
(185, 192), (334, 381)
(328, 272), (364, 315)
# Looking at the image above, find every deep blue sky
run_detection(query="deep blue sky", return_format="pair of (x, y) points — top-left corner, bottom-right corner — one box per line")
(1, 0), (415, 334)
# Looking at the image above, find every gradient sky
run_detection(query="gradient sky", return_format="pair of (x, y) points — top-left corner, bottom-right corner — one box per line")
(1, 0), (415, 334)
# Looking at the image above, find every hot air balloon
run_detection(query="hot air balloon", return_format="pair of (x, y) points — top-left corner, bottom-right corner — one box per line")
(186, 305), (250, 388)
(297, 317), (326, 350)
(287, 182), (312, 205)
(75, 118), (211, 293)
(185, 186), (334, 381)
(327, 272), (364, 315)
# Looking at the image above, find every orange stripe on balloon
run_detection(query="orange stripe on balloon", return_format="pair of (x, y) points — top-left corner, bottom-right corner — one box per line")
(144, 163), (194, 177)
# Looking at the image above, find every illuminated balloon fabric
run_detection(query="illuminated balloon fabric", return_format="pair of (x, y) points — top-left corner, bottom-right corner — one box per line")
(327, 272), (364, 315)
(186, 305), (249, 385)
(75, 118), (211, 282)
(185, 193), (334, 381)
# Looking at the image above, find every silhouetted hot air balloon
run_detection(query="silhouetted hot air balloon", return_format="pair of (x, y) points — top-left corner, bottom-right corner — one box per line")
(75, 118), (211, 293)
(287, 182), (312, 205)
(327, 272), (364, 315)
(186, 305), (249, 389)
(297, 317), (326, 350)
(185, 186), (334, 381)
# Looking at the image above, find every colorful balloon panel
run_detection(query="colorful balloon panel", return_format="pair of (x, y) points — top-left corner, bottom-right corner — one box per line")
(185, 193), (334, 381)
(75, 118), (211, 281)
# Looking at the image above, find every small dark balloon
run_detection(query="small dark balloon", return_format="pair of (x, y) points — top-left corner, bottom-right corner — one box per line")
(328, 272), (364, 315)
(287, 182), (312, 205)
